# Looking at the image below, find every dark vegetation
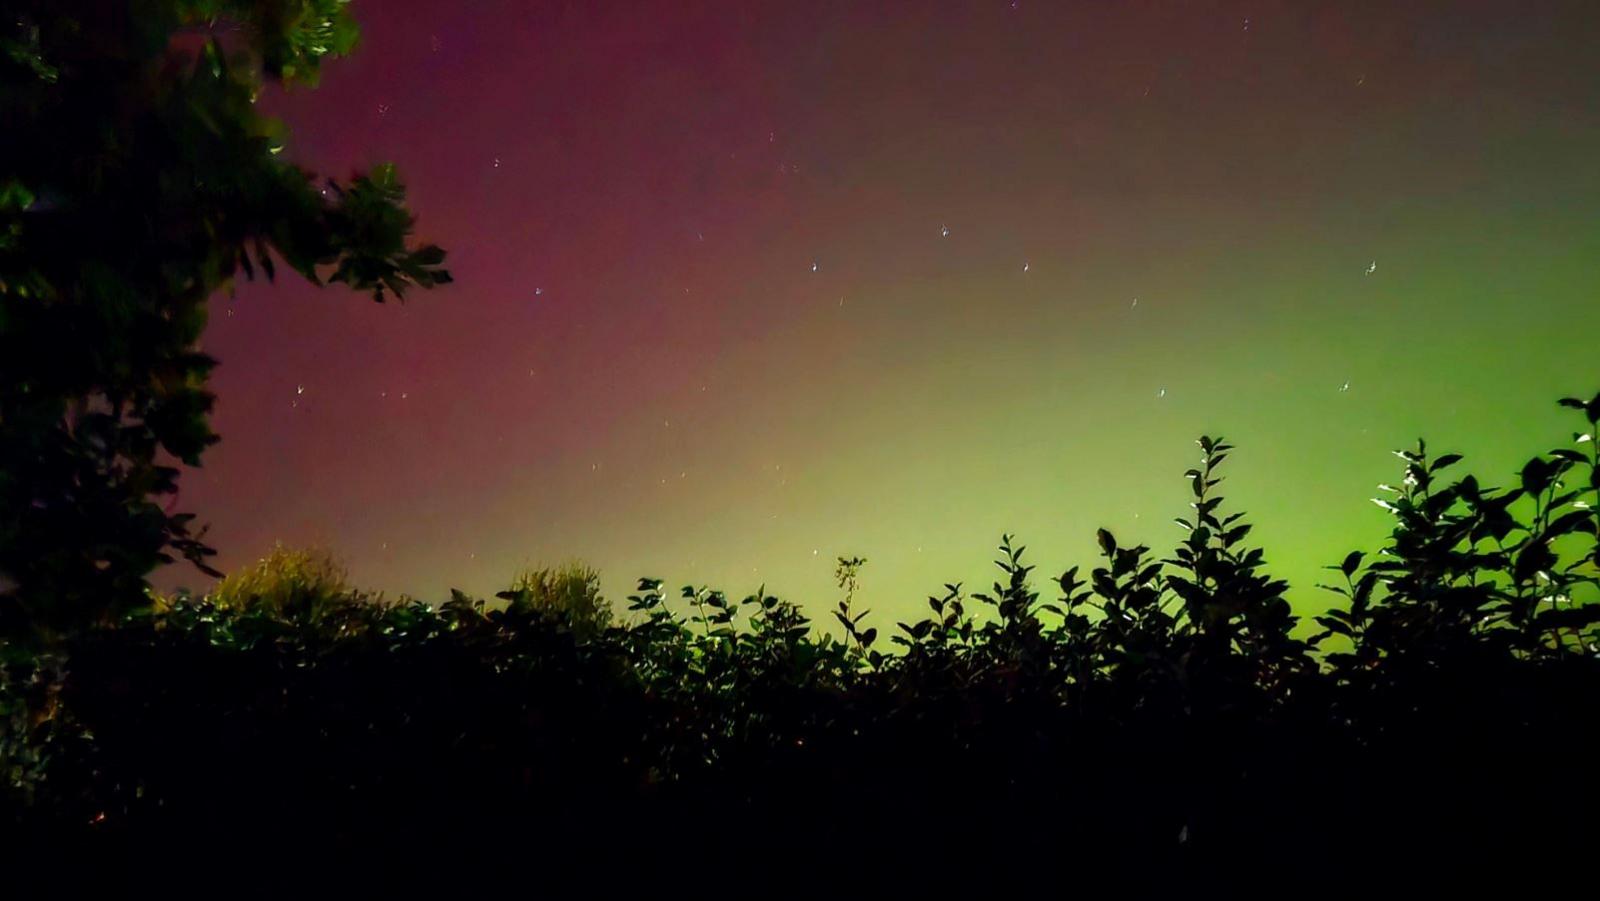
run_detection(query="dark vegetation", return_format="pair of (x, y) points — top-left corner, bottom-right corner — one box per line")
(5, 400), (1600, 892)
(3, 2), (1599, 895)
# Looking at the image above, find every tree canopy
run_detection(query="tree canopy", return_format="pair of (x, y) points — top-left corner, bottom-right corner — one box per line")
(0, 1), (450, 639)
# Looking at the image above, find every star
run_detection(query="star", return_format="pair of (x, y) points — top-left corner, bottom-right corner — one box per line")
(1365, 261), (1377, 275)
(296, 384), (304, 395)
(811, 261), (819, 272)
(534, 287), (542, 296)
(1131, 297), (1139, 309)
(1023, 262), (1030, 272)
(1157, 387), (1166, 398)
(493, 157), (501, 169)
(940, 224), (949, 237)
(1341, 381), (1351, 392)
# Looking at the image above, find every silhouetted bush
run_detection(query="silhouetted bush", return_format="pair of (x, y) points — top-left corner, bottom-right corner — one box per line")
(499, 559), (612, 640)
(2, 391), (1598, 893)
(207, 544), (354, 621)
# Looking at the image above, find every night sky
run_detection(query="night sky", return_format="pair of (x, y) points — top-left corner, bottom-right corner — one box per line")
(175, 0), (1600, 624)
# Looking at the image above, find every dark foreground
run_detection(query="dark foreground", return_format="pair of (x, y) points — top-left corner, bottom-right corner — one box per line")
(5, 593), (1597, 896)
(8, 421), (1600, 894)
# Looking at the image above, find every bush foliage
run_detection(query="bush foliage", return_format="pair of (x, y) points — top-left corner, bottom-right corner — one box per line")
(206, 543), (352, 620)
(3, 391), (1597, 891)
(500, 560), (612, 640)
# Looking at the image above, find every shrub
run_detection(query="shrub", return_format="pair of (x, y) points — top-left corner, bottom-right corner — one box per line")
(207, 543), (352, 621)
(497, 560), (612, 639)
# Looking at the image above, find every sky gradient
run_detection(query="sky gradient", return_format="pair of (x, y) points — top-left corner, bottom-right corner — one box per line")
(172, 0), (1600, 626)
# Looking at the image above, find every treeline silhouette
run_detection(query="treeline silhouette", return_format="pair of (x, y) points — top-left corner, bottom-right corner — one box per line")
(3, 392), (1598, 893)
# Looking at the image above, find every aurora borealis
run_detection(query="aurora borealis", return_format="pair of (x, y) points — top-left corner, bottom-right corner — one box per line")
(175, 0), (1600, 625)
